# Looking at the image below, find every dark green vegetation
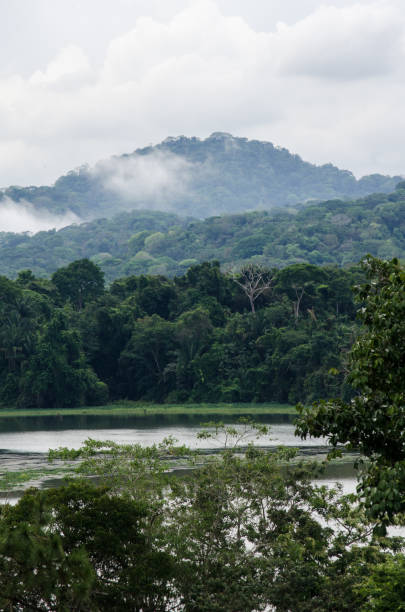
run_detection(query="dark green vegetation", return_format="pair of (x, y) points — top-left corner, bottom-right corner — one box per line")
(0, 259), (362, 409)
(1, 133), (400, 221)
(0, 401), (295, 419)
(297, 256), (405, 528)
(291, 256), (405, 608)
(0, 210), (189, 280)
(1, 182), (405, 280)
(1, 429), (403, 611)
(1, 258), (404, 610)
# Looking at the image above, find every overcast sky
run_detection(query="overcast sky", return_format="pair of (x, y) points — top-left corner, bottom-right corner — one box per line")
(1, 0), (404, 187)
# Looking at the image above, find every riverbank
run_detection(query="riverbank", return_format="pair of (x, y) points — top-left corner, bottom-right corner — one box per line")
(0, 401), (296, 419)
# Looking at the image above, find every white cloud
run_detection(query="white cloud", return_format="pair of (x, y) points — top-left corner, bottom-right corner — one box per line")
(0, 198), (81, 233)
(272, 3), (403, 80)
(101, 2), (260, 84)
(29, 45), (93, 88)
(0, 0), (404, 186)
(93, 150), (194, 206)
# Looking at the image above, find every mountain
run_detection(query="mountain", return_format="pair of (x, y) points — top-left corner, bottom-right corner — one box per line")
(0, 133), (402, 222)
(1, 184), (404, 280)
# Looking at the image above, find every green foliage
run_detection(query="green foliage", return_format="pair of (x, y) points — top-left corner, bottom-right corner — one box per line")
(49, 436), (190, 501)
(1, 185), (404, 281)
(46, 482), (175, 610)
(40, 426), (405, 610)
(0, 482), (175, 610)
(296, 256), (405, 526)
(359, 554), (405, 611)
(52, 258), (104, 309)
(0, 259), (361, 408)
(17, 311), (104, 408)
(119, 314), (176, 401)
(0, 490), (94, 610)
(0, 467), (71, 491)
(3, 421), (405, 609)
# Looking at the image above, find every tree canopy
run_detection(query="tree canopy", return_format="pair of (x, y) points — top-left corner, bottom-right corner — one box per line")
(0, 185), (404, 281)
(2, 424), (404, 610)
(0, 259), (361, 408)
(296, 256), (405, 526)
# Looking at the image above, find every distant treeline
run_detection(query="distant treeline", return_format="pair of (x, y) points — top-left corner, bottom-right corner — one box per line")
(0, 260), (364, 408)
(0, 183), (404, 281)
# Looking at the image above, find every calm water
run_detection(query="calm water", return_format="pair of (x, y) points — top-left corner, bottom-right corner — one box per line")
(0, 413), (357, 501)
(0, 421), (326, 453)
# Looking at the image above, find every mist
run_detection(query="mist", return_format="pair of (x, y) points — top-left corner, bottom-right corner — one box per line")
(0, 197), (81, 233)
(93, 150), (196, 211)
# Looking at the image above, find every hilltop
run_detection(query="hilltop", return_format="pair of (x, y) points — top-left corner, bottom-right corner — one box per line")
(0, 133), (401, 222)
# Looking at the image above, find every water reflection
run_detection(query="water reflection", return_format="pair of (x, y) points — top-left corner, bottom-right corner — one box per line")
(0, 412), (294, 433)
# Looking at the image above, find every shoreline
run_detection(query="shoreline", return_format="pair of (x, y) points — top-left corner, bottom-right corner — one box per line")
(0, 401), (297, 419)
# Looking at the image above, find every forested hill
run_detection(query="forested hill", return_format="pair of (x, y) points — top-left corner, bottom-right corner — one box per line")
(0, 184), (404, 280)
(0, 133), (402, 220)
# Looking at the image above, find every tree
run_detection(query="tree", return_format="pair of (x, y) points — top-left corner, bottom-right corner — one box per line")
(274, 264), (328, 321)
(118, 315), (176, 400)
(0, 482), (175, 611)
(45, 482), (175, 611)
(49, 425), (403, 611)
(167, 424), (402, 610)
(0, 289), (48, 406)
(296, 256), (405, 526)
(233, 264), (274, 313)
(52, 259), (104, 310)
(358, 554), (405, 611)
(174, 261), (234, 314)
(0, 488), (94, 611)
(178, 314), (214, 353)
(18, 311), (106, 408)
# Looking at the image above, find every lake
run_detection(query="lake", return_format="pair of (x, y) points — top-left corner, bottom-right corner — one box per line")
(0, 420), (325, 453)
(0, 412), (356, 499)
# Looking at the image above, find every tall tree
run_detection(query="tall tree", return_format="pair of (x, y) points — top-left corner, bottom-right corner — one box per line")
(296, 256), (405, 527)
(233, 264), (274, 313)
(52, 259), (104, 310)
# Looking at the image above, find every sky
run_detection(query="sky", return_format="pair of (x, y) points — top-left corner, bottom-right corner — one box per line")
(0, 0), (404, 188)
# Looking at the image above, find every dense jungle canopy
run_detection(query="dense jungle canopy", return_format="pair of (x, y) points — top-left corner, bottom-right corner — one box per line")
(0, 183), (404, 281)
(0, 259), (363, 408)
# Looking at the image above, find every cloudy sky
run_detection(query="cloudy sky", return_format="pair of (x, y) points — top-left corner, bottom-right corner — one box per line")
(1, 0), (404, 187)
